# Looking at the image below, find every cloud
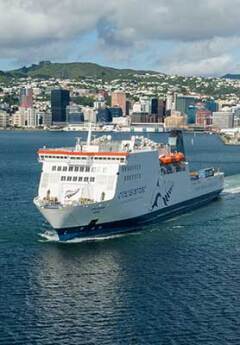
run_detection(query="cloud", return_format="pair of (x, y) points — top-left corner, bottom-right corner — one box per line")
(1, 0), (240, 75)
(157, 37), (240, 76)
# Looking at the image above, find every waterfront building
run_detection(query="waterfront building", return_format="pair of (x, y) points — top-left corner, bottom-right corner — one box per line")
(94, 96), (106, 110)
(36, 112), (52, 127)
(233, 106), (240, 127)
(212, 111), (234, 129)
(164, 112), (187, 129)
(82, 107), (97, 123)
(195, 109), (212, 127)
(187, 102), (206, 124)
(131, 112), (150, 123)
(0, 110), (9, 128)
(12, 107), (37, 128)
(109, 106), (123, 118)
(66, 104), (84, 124)
(51, 89), (70, 123)
(111, 90), (126, 115)
(96, 108), (112, 123)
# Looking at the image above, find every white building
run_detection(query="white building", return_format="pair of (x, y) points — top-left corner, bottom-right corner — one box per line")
(212, 111), (234, 129)
(166, 92), (176, 112)
(139, 97), (151, 114)
(12, 107), (37, 128)
(36, 112), (52, 127)
(0, 111), (9, 128)
(82, 107), (97, 123)
(132, 97), (151, 114)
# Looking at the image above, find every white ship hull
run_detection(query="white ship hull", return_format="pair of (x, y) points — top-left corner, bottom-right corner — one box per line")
(34, 130), (224, 241)
(34, 169), (223, 241)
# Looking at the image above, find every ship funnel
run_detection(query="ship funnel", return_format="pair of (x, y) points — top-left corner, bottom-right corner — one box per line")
(168, 130), (185, 155)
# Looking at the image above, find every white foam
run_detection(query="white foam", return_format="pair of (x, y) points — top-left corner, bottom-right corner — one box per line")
(223, 186), (240, 194)
(38, 231), (59, 242)
(38, 229), (141, 244)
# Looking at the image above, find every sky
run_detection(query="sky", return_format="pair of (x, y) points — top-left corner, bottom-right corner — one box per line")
(1, 0), (240, 76)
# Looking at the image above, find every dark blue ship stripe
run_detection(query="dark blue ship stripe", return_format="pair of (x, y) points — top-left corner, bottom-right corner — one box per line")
(57, 189), (223, 241)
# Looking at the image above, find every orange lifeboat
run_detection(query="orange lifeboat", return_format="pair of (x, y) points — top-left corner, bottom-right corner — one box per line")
(160, 152), (185, 165)
(160, 155), (172, 165)
(174, 152), (185, 162)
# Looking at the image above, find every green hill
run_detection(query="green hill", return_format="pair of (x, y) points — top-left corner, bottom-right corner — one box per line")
(8, 61), (159, 80)
(222, 74), (240, 80)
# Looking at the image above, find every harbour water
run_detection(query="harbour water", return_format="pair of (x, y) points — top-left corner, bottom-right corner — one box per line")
(1, 131), (240, 344)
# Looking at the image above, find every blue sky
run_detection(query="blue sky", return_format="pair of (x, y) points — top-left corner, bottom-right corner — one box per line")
(1, 0), (240, 76)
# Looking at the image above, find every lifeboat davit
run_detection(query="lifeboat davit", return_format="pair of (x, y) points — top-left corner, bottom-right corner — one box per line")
(160, 152), (185, 165)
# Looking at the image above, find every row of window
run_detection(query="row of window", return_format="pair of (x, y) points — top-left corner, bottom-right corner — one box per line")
(41, 155), (125, 162)
(53, 165), (90, 172)
(122, 164), (141, 173)
(124, 174), (142, 182)
(61, 176), (95, 183)
(52, 165), (108, 173)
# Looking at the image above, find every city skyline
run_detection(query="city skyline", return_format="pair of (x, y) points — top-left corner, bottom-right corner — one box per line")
(1, 0), (240, 76)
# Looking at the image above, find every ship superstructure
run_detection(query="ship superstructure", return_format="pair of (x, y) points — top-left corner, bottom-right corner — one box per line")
(34, 130), (224, 241)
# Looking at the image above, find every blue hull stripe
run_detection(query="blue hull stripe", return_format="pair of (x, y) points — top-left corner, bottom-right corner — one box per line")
(57, 190), (222, 241)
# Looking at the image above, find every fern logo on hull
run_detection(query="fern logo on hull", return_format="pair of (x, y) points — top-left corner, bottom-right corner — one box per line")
(151, 179), (174, 210)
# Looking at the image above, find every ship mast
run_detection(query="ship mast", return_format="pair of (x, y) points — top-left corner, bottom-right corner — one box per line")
(87, 122), (92, 146)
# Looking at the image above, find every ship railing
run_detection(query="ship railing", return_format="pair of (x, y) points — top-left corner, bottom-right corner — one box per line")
(34, 197), (63, 208)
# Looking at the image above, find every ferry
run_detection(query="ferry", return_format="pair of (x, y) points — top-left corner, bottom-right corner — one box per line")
(34, 129), (224, 241)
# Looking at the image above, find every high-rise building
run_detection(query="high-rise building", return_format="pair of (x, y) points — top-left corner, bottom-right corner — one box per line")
(176, 96), (197, 115)
(111, 90), (126, 115)
(151, 98), (158, 114)
(158, 99), (166, 118)
(166, 92), (177, 112)
(212, 111), (234, 129)
(51, 89), (70, 123)
(126, 100), (130, 116)
(204, 100), (219, 113)
(20, 88), (33, 108)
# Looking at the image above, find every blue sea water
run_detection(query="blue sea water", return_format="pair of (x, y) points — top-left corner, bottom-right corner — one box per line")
(1, 131), (240, 344)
